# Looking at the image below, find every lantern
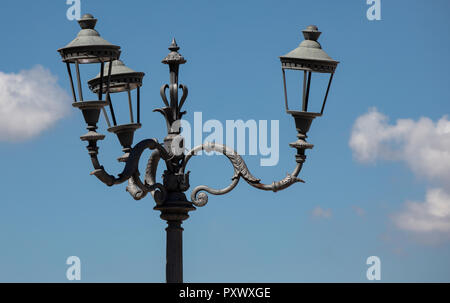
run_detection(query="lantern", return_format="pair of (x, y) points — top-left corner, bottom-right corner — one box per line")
(280, 25), (339, 159)
(57, 13), (121, 141)
(88, 60), (145, 162)
(280, 25), (339, 138)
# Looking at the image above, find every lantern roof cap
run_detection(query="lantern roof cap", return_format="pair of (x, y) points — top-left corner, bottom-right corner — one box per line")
(280, 25), (338, 73)
(88, 60), (144, 94)
(96, 60), (143, 77)
(58, 14), (120, 63)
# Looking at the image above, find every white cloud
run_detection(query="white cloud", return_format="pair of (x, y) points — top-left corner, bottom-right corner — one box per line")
(349, 107), (450, 182)
(0, 65), (70, 141)
(312, 206), (332, 219)
(393, 188), (450, 233)
(349, 108), (450, 239)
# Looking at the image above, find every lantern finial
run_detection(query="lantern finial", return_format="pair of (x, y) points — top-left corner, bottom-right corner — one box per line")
(302, 25), (321, 41)
(78, 14), (97, 30)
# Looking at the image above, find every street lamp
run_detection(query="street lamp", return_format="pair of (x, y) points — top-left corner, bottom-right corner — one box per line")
(58, 15), (339, 283)
(280, 25), (339, 164)
(57, 14), (121, 143)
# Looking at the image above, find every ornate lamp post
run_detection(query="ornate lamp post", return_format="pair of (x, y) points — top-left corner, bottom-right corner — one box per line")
(58, 14), (339, 283)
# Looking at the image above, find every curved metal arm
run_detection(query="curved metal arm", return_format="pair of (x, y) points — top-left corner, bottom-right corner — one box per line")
(126, 149), (168, 204)
(126, 170), (167, 204)
(88, 138), (171, 188)
(181, 142), (304, 207)
(178, 84), (188, 112)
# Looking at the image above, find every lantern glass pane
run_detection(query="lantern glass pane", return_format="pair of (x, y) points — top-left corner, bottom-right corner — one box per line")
(305, 72), (332, 114)
(104, 88), (137, 126)
(283, 69), (303, 112)
(72, 61), (108, 101)
(283, 68), (334, 114)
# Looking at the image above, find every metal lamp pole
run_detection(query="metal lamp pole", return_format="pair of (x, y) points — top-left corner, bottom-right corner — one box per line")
(58, 15), (339, 283)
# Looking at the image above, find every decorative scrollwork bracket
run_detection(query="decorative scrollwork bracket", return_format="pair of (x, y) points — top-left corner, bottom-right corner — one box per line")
(181, 142), (306, 207)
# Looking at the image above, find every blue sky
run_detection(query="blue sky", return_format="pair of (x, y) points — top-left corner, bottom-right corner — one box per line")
(0, 0), (449, 282)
